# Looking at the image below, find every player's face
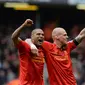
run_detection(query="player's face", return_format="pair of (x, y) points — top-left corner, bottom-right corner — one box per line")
(58, 31), (68, 46)
(32, 30), (44, 46)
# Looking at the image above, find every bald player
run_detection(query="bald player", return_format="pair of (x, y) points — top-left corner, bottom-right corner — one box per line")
(28, 27), (85, 85)
(11, 19), (45, 85)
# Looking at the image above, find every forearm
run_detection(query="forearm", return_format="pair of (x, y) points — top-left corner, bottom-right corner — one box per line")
(11, 19), (33, 46)
(75, 28), (85, 43)
(25, 39), (37, 49)
(11, 23), (25, 39)
(25, 39), (38, 55)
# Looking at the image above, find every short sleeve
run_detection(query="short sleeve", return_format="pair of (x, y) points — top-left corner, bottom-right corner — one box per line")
(67, 40), (77, 51)
(16, 40), (30, 54)
(42, 41), (54, 51)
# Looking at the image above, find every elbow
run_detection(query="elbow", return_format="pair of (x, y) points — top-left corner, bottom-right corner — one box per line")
(11, 34), (14, 40)
(11, 33), (17, 40)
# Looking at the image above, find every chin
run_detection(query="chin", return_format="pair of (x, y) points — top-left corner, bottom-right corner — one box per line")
(37, 43), (42, 46)
(64, 42), (67, 46)
(62, 44), (67, 50)
(39, 43), (42, 46)
(62, 45), (67, 50)
(65, 43), (67, 47)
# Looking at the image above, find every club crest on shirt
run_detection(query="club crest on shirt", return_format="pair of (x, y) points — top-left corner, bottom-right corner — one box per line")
(51, 51), (68, 62)
(31, 53), (45, 63)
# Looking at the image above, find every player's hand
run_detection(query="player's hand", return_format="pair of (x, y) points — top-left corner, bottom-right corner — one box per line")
(31, 44), (39, 56)
(25, 39), (39, 56)
(24, 19), (33, 27)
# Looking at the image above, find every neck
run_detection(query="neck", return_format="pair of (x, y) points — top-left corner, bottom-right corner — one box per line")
(54, 41), (67, 50)
(54, 41), (62, 49)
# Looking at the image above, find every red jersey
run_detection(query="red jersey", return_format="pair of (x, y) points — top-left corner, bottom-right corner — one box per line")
(16, 40), (45, 85)
(42, 40), (77, 85)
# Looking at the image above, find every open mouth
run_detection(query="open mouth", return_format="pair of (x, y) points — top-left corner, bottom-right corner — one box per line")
(38, 39), (43, 43)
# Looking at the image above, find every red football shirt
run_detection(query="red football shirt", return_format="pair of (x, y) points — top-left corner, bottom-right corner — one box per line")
(16, 40), (45, 85)
(42, 40), (77, 85)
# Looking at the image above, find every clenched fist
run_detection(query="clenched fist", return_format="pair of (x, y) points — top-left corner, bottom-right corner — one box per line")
(23, 19), (33, 27)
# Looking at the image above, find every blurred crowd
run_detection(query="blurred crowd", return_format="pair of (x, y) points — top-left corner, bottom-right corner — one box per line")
(0, 24), (85, 85)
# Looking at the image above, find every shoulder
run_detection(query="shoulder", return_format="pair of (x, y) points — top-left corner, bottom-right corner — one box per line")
(68, 40), (78, 46)
(43, 41), (53, 45)
(16, 40), (30, 49)
(42, 41), (54, 51)
(42, 41), (54, 47)
(67, 40), (73, 44)
(67, 40), (77, 51)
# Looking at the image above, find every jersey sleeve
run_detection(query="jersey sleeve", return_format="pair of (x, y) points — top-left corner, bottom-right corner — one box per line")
(42, 41), (54, 52)
(67, 40), (77, 51)
(16, 40), (31, 55)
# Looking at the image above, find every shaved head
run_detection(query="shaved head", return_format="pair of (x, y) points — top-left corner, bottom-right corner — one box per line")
(52, 27), (66, 38)
(52, 27), (68, 49)
(31, 28), (43, 36)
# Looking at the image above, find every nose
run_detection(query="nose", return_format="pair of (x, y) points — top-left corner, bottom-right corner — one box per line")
(40, 34), (44, 37)
(66, 36), (69, 39)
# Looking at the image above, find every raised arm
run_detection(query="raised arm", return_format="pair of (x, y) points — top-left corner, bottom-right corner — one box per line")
(11, 19), (33, 46)
(75, 28), (85, 43)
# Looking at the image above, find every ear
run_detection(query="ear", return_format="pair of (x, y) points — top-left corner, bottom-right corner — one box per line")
(53, 35), (58, 40)
(55, 35), (60, 40)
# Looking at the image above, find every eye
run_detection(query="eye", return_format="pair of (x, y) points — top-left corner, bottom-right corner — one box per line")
(64, 34), (67, 36)
(42, 34), (44, 36)
(37, 33), (40, 35)
(37, 33), (44, 36)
